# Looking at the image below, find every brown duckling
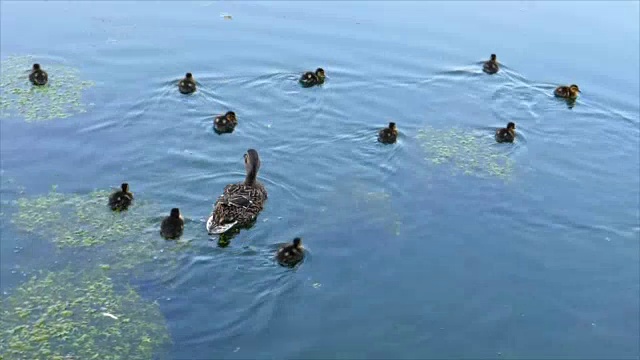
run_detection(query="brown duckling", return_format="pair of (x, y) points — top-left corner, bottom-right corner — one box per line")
(378, 122), (398, 144)
(495, 122), (516, 143)
(554, 84), (581, 99)
(108, 183), (133, 211)
(483, 54), (499, 74)
(276, 237), (305, 267)
(29, 63), (48, 86)
(160, 208), (184, 240)
(178, 72), (196, 94)
(206, 149), (268, 234)
(299, 68), (325, 87)
(214, 111), (238, 134)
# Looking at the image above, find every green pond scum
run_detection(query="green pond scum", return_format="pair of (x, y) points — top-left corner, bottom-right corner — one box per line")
(11, 185), (189, 273)
(13, 186), (150, 248)
(0, 269), (170, 360)
(416, 126), (514, 180)
(0, 55), (94, 122)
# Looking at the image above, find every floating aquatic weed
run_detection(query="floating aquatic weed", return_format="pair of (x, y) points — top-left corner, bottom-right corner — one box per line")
(338, 183), (402, 237)
(0, 269), (170, 359)
(416, 126), (514, 180)
(102, 232), (191, 274)
(12, 187), (150, 248)
(9, 184), (191, 275)
(0, 55), (94, 122)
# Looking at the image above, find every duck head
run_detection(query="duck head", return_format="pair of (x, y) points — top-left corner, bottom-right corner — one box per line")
(490, 54), (497, 62)
(389, 122), (396, 130)
(170, 208), (181, 218)
(121, 183), (130, 192)
(507, 122), (516, 130)
(185, 72), (193, 79)
(315, 68), (325, 80)
(244, 149), (261, 186)
(569, 84), (581, 94)
(293, 237), (302, 248)
(225, 111), (236, 122)
(33, 63), (41, 71)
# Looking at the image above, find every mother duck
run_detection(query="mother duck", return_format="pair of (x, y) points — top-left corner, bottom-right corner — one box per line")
(206, 149), (268, 234)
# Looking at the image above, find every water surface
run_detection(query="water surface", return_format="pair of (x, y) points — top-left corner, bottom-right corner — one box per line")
(1, 1), (639, 359)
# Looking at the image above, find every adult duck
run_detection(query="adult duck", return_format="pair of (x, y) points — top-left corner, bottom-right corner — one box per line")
(206, 149), (268, 234)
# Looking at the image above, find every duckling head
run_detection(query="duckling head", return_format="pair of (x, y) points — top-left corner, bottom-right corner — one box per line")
(121, 183), (130, 192)
(490, 54), (497, 61)
(569, 84), (580, 93)
(315, 68), (325, 79)
(33, 63), (41, 70)
(507, 122), (516, 130)
(185, 72), (193, 79)
(170, 208), (181, 218)
(225, 111), (236, 122)
(293, 237), (302, 248)
(389, 122), (396, 130)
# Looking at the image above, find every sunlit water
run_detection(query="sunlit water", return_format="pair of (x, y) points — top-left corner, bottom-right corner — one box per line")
(1, 1), (639, 359)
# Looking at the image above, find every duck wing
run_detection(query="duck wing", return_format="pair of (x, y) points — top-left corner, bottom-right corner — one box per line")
(206, 182), (267, 234)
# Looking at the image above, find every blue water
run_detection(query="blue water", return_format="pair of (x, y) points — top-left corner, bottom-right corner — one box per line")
(1, 1), (639, 359)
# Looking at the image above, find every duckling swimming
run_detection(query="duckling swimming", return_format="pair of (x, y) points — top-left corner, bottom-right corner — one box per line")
(160, 208), (184, 240)
(108, 183), (133, 211)
(495, 122), (516, 143)
(178, 72), (196, 94)
(276, 237), (305, 267)
(29, 63), (48, 86)
(483, 54), (499, 74)
(378, 122), (398, 144)
(206, 149), (268, 234)
(214, 111), (237, 134)
(554, 84), (580, 99)
(299, 68), (325, 87)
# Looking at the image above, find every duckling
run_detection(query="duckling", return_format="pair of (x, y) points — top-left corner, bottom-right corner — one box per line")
(29, 63), (48, 86)
(378, 122), (398, 144)
(483, 54), (499, 74)
(276, 237), (305, 267)
(178, 72), (196, 94)
(214, 111), (238, 134)
(108, 183), (133, 211)
(495, 122), (516, 143)
(206, 149), (268, 234)
(160, 208), (184, 240)
(299, 68), (325, 87)
(554, 84), (581, 99)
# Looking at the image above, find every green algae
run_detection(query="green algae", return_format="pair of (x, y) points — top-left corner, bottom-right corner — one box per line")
(12, 186), (150, 248)
(416, 126), (514, 180)
(0, 270), (170, 360)
(11, 185), (190, 274)
(0, 55), (94, 122)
